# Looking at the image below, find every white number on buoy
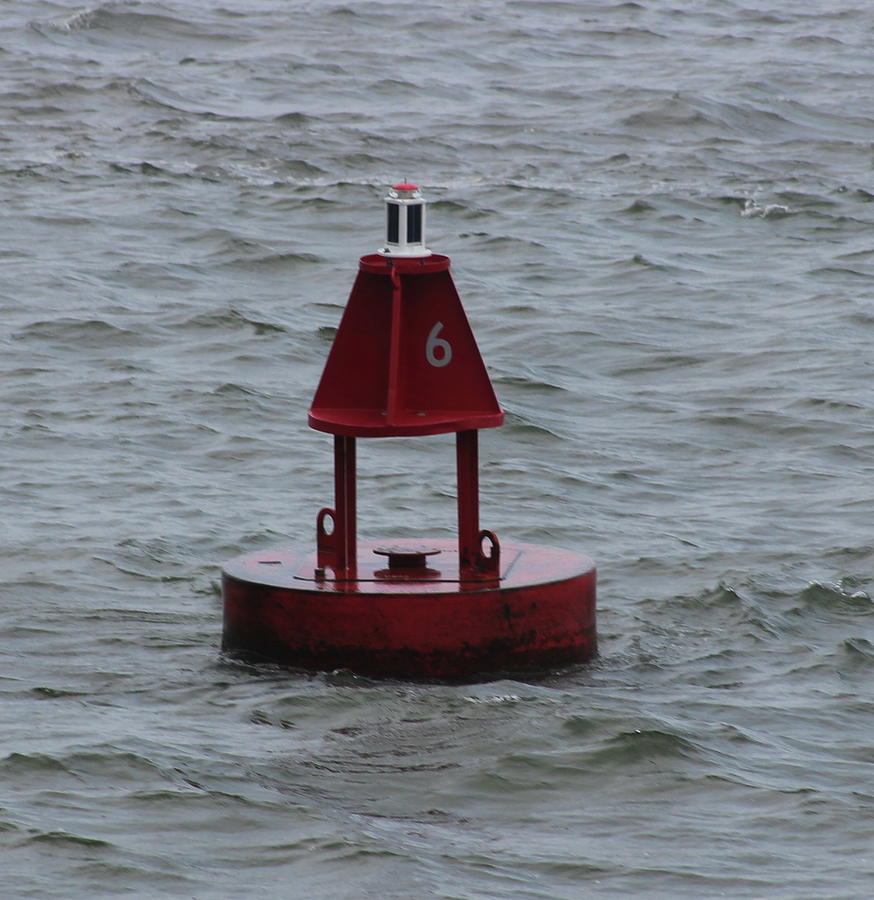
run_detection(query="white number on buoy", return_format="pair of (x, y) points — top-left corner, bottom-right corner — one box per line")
(426, 321), (452, 367)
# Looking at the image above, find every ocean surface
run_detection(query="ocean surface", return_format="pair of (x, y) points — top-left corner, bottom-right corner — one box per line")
(3, 0), (874, 896)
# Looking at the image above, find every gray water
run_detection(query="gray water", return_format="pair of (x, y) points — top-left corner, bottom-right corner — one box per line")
(3, 1), (874, 896)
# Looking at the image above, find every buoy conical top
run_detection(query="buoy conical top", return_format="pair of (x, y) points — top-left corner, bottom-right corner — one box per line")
(309, 186), (503, 437)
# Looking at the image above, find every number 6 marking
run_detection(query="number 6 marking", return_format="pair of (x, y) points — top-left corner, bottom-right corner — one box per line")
(426, 321), (452, 368)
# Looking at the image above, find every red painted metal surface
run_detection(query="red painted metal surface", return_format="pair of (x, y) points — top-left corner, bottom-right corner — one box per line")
(308, 254), (503, 438)
(220, 187), (598, 679)
(222, 540), (596, 680)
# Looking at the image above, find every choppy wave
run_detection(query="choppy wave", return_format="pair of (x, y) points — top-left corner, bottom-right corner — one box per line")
(5, 0), (874, 897)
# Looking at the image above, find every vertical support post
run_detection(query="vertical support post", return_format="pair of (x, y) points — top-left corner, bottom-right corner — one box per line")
(457, 429), (500, 578)
(457, 429), (480, 574)
(317, 435), (357, 577)
(334, 434), (357, 575)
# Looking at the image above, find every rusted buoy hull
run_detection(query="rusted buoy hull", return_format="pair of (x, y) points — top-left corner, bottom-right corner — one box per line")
(222, 539), (596, 681)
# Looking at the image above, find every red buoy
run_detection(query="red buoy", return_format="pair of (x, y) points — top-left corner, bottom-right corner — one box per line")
(221, 183), (596, 680)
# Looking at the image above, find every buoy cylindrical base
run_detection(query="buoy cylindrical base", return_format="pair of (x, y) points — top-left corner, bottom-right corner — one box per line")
(222, 539), (595, 681)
